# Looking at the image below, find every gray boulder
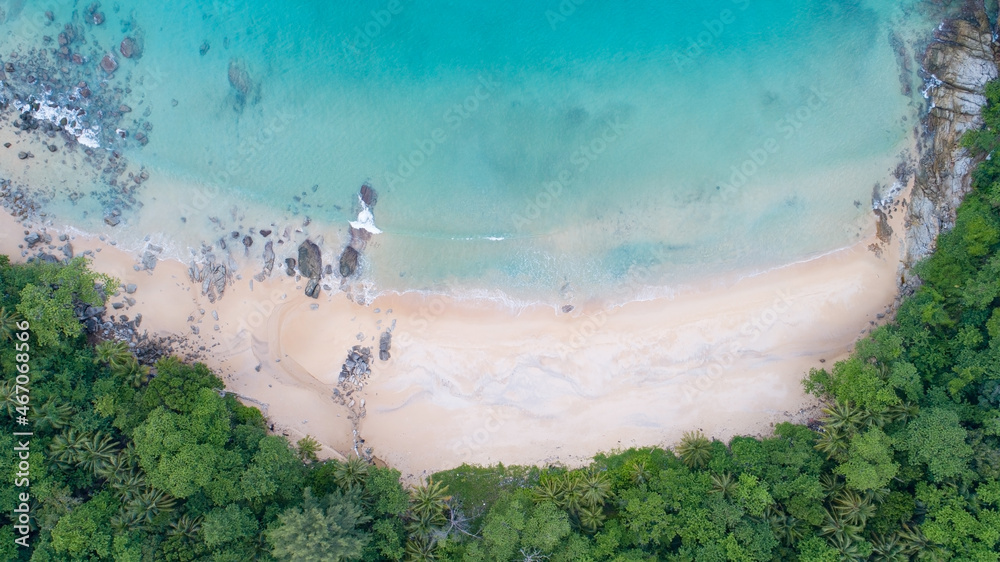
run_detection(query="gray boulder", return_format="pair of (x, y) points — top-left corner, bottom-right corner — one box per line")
(298, 240), (322, 279)
(305, 278), (320, 299)
(339, 246), (359, 277)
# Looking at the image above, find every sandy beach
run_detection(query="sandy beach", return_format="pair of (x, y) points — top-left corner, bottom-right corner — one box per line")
(0, 178), (909, 479)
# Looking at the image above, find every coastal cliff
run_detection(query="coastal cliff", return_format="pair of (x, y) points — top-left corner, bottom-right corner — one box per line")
(904, 4), (999, 278)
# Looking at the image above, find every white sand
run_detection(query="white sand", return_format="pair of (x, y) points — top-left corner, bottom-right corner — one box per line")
(0, 190), (907, 479)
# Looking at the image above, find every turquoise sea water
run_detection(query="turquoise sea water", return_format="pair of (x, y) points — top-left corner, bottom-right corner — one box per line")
(1, 0), (942, 303)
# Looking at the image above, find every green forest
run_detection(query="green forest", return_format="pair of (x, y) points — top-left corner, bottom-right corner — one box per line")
(6, 86), (1000, 562)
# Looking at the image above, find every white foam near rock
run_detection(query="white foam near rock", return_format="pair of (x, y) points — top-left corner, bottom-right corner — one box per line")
(349, 197), (382, 234)
(15, 98), (101, 148)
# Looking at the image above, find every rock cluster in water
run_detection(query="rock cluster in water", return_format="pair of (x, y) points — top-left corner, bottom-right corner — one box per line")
(0, 6), (159, 227)
(339, 183), (378, 279)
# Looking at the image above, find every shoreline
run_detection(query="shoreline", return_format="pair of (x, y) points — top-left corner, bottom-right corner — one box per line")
(3, 1), (988, 479)
(0, 179), (910, 477)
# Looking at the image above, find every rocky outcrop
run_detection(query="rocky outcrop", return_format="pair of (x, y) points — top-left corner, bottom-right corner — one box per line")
(298, 240), (322, 298)
(339, 246), (359, 277)
(298, 240), (322, 279)
(360, 183), (378, 207)
(339, 184), (379, 281)
(904, 6), (998, 282)
(339, 346), (373, 384)
(189, 257), (230, 303)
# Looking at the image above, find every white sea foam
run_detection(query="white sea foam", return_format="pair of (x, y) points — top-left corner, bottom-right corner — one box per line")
(349, 197), (382, 234)
(922, 74), (943, 106)
(15, 97), (101, 148)
(453, 235), (507, 241)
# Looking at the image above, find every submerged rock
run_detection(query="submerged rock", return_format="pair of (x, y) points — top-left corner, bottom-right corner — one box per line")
(227, 58), (258, 109)
(100, 53), (117, 74)
(120, 37), (141, 59)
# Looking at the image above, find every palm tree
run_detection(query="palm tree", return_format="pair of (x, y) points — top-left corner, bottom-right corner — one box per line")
(33, 399), (73, 431)
(865, 487), (891, 507)
(49, 429), (87, 469)
(827, 532), (866, 561)
(577, 503), (605, 534)
(404, 537), (437, 561)
(410, 480), (451, 518)
(675, 431), (712, 470)
(885, 401), (919, 424)
(167, 514), (203, 541)
(110, 509), (145, 534)
(832, 489), (877, 526)
(76, 431), (119, 475)
(110, 470), (148, 502)
(709, 472), (736, 499)
(558, 472), (586, 514)
(408, 479), (451, 538)
(94, 340), (137, 374)
(897, 524), (945, 559)
(296, 435), (321, 463)
(579, 470), (610, 508)
(819, 473), (844, 497)
(821, 401), (865, 433)
(334, 456), (369, 491)
(766, 507), (807, 548)
(870, 533), (908, 562)
(814, 426), (850, 461)
(406, 508), (446, 539)
(0, 381), (19, 418)
(125, 362), (152, 388)
(96, 451), (135, 482)
(127, 488), (177, 523)
(120, 441), (140, 466)
(626, 458), (651, 485)
(532, 474), (564, 505)
(819, 508), (863, 545)
(0, 306), (22, 341)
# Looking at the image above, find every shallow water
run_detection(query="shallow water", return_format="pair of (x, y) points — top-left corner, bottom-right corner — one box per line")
(0, 0), (942, 303)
